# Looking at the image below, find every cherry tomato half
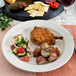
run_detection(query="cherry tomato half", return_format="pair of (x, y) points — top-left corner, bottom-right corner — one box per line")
(22, 56), (29, 62)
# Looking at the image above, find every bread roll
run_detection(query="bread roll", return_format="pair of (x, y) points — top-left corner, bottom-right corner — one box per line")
(5, 0), (16, 4)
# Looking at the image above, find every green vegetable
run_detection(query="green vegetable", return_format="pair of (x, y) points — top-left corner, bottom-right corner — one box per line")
(17, 43), (27, 49)
(26, 46), (28, 49)
(15, 42), (21, 46)
(15, 35), (22, 44)
(21, 37), (28, 44)
(17, 35), (22, 42)
(15, 39), (18, 44)
(22, 44), (27, 49)
(27, 52), (32, 56)
(0, 10), (13, 31)
(24, 38), (28, 42)
(12, 48), (17, 54)
(17, 52), (26, 57)
(14, 35), (28, 49)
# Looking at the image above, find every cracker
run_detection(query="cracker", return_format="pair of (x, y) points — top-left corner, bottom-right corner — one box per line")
(36, 12), (44, 16)
(28, 4), (34, 8)
(38, 5), (45, 12)
(34, 1), (49, 7)
(24, 6), (33, 11)
(30, 10), (38, 17)
(44, 6), (49, 12)
(33, 3), (41, 10)
(27, 9), (35, 14)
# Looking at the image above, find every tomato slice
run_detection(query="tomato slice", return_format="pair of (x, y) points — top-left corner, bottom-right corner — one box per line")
(22, 56), (29, 62)
(18, 47), (25, 53)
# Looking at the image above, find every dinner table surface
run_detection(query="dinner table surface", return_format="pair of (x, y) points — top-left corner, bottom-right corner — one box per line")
(0, 0), (76, 76)
(12, 1), (76, 25)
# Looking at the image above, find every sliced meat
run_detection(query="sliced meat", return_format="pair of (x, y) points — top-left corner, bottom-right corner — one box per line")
(8, 2), (27, 11)
(20, 2), (27, 7)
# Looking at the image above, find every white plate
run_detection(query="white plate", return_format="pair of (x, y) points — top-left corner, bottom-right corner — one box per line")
(2, 20), (74, 72)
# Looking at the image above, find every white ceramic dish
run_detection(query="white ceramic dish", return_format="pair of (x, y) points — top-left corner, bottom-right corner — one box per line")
(0, 0), (5, 7)
(2, 20), (74, 72)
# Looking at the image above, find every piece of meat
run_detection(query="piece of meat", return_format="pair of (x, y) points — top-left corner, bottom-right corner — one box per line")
(30, 26), (63, 45)
(20, 2), (27, 7)
(8, 2), (27, 11)
(48, 52), (57, 62)
(36, 56), (47, 65)
(54, 36), (63, 40)
(33, 48), (41, 57)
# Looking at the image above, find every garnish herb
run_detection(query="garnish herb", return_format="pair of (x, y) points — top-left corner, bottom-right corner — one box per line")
(0, 10), (13, 31)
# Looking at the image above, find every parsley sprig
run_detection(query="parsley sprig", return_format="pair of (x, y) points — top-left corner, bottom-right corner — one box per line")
(0, 10), (13, 31)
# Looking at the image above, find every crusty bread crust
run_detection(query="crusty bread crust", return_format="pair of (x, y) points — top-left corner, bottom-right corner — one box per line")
(5, 0), (16, 3)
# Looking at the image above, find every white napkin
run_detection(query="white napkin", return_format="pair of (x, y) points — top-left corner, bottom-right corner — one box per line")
(0, 0), (5, 8)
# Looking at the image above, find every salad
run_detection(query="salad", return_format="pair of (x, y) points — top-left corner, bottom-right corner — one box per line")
(10, 34), (32, 62)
